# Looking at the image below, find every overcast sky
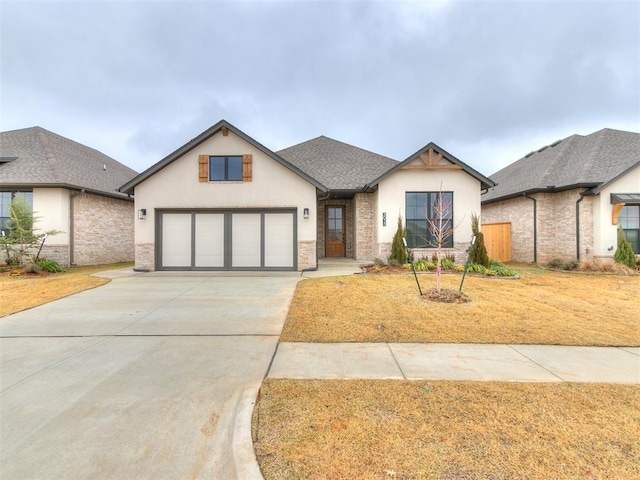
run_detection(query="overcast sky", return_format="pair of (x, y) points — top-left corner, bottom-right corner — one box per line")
(1, 0), (638, 177)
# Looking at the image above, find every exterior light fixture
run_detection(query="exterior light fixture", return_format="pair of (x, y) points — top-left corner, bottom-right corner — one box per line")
(303, 208), (310, 219)
(138, 209), (147, 220)
(382, 212), (387, 227)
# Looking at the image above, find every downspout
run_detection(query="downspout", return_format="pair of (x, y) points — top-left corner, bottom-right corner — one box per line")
(524, 193), (537, 263)
(69, 189), (84, 266)
(575, 189), (588, 261)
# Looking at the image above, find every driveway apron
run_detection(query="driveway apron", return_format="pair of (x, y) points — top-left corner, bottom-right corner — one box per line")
(0, 272), (300, 479)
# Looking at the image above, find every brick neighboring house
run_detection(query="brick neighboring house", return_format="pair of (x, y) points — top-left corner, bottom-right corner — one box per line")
(0, 127), (138, 266)
(120, 120), (494, 272)
(481, 128), (640, 264)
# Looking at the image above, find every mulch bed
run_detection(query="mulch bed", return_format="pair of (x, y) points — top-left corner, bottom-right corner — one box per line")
(423, 287), (471, 303)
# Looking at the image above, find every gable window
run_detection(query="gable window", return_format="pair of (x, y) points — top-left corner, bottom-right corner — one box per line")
(209, 156), (243, 181)
(620, 205), (639, 253)
(405, 192), (453, 248)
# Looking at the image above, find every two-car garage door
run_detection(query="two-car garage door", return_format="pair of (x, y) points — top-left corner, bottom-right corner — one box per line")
(157, 209), (296, 270)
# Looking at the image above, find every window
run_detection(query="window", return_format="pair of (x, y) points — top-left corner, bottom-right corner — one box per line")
(619, 205), (639, 253)
(405, 192), (453, 248)
(209, 156), (243, 181)
(1, 191), (33, 234)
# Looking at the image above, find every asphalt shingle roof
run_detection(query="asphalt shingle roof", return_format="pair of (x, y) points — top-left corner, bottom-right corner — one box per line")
(0, 127), (137, 198)
(277, 136), (399, 190)
(482, 128), (640, 203)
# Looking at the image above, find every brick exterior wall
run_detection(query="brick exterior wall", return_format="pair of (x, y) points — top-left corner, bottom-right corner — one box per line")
(482, 188), (595, 263)
(135, 243), (155, 271)
(353, 193), (376, 261)
(297, 240), (317, 270)
(38, 244), (70, 267)
(317, 198), (354, 258)
(73, 193), (134, 265)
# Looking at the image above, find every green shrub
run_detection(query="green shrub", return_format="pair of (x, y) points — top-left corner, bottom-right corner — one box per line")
(470, 213), (489, 267)
(36, 257), (63, 273)
(440, 257), (455, 269)
(614, 226), (636, 267)
(488, 260), (516, 276)
(389, 215), (407, 265)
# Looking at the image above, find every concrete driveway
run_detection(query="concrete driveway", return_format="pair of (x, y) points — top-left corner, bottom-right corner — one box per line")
(0, 271), (300, 479)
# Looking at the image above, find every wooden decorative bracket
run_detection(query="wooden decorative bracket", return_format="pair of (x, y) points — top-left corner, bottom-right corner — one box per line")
(221, 126), (228, 136)
(401, 147), (462, 170)
(612, 202), (625, 225)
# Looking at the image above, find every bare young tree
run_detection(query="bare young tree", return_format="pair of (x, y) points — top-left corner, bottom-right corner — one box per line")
(424, 183), (461, 292)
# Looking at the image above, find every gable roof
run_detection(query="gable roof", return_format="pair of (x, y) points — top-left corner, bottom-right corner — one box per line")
(367, 142), (495, 190)
(482, 128), (640, 204)
(277, 136), (398, 190)
(119, 120), (326, 194)
(0, 126), (137, 199)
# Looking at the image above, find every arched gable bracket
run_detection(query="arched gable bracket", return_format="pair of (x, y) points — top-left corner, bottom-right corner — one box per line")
(401, 147), (463, 170)
(612, 202), (625, 225)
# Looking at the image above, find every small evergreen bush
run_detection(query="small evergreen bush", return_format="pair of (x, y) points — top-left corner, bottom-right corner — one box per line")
(389, 215), (407, 265)
(470, 213), (489, 267)
(614, 226), (636, 267)
(36, 257), (63, 273)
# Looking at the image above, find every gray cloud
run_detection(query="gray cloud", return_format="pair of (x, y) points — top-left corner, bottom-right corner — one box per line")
(1, 0), (638, 176)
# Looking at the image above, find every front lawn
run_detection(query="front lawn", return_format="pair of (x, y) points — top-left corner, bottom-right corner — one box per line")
(0, 262), (133, 317)
(254, 380), (640, 480)
(281, 269), (640, 346)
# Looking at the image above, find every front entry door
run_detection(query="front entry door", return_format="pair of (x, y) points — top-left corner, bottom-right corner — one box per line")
(326, 206), (345, 257)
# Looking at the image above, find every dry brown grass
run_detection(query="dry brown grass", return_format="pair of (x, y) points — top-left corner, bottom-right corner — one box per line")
(0, 263), (132, 317)
(254, 379), (640, 480)
(281, 270), (640, 346)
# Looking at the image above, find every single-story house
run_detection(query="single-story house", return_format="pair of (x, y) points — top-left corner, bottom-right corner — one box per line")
(119, 120), (494, 272)
(481, 128), (640, 263)
(0, 126), (138, 266)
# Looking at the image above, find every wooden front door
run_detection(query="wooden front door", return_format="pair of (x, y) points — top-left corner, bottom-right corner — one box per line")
(326, 206), (345, 257)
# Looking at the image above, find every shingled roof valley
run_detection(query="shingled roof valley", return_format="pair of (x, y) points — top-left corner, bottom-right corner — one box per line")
(0, 127), (137, 198)
(277, 135), (399, 190)
(482, 128), (640, 203)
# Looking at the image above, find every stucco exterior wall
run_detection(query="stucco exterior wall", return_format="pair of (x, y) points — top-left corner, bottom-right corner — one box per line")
(593, 165), (640, 259)
(376, 169), (480, 263)
(133, 129), (317, 270)
(33, 188), (70, 245)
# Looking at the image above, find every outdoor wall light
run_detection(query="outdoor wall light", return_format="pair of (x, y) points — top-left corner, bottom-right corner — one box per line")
(138, 208), (147, 220)
(303, 208), (310, 219)
(382, 212), (387, 227)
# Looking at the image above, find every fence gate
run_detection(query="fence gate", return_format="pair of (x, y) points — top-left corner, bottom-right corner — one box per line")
(481, 222), (511, 262)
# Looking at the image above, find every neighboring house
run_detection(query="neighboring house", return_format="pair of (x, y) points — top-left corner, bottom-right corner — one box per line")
(119, 120), (494, 272)
(481, 128), (640, 264)
(0, 127), (138, 266)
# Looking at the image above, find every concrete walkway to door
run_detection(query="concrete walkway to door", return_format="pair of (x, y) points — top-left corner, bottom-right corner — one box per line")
(0, 270), (300, 479)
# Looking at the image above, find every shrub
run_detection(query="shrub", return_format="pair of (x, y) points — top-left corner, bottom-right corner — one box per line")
(469, 213), (489, 267)
(614, 226), (636, 267)
(36, 257), (63, 273)
(547, 258), (564, 269)
(440, 257), (455, 270)
(389, 215), (407, 265)
(488, 259), (516, 276)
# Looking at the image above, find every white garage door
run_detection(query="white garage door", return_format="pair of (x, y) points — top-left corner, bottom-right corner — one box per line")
(158, 210), (296, 270)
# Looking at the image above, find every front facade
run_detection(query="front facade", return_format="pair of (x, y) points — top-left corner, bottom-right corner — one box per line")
(0, 127), (137, 266)
(482, 128), (640, 263)
(121, 120), (494, 271)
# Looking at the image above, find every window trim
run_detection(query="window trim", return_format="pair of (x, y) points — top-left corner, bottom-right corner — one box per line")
(209, 155), (243, 182)
(405, 191), (454, 249)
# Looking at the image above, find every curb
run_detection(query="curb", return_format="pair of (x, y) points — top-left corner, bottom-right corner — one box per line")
(232, 382), (264, 480)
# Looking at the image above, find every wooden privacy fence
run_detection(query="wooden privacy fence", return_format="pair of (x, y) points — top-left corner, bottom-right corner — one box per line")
(481, 222), (511, 262)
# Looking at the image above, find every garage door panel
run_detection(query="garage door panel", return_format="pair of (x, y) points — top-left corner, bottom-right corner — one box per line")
(264, 213), (294, 267)
(195, 214), (224, 267)
(232, 214), (261, 267)
(162, 214), (192, 267)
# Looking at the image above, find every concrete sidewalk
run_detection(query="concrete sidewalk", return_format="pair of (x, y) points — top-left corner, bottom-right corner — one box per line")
(268, 343), (640, 383)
